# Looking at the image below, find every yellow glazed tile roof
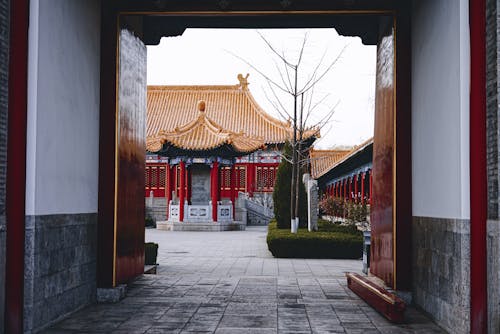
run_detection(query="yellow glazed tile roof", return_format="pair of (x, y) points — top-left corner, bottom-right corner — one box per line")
(147, 74), (318, 149)
(310, 138), (373, 179)
(146, 102), (265, 153)
(310, 149), (352, 179)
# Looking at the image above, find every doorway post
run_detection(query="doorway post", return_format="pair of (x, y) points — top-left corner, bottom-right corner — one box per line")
(469, 0), (487, 332)
(211, 161), (219, 222)
(179, 160), (186, 222)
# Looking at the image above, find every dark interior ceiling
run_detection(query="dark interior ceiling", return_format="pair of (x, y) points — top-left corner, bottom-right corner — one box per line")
(114, 0), (403, 46)
(140, 14), (384, 45)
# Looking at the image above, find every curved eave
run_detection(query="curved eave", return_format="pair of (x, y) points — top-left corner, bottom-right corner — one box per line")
(147, 142), (263, 159)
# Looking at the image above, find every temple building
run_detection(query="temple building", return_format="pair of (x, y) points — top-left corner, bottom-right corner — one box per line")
(310, 138), (373, 204)
(145, 75), (317, 229)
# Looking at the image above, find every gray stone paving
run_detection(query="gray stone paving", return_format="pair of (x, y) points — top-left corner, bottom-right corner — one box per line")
(44, 227), (446, 333)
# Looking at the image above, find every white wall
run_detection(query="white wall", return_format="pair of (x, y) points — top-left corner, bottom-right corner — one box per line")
(26, 0), (101, 215)
(411, 0), (470, 219)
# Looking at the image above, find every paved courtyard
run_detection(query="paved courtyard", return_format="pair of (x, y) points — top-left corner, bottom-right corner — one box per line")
(45, 227), (445, 333)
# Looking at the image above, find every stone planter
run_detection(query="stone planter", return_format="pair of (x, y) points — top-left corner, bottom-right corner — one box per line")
(362, 230), (371, 274)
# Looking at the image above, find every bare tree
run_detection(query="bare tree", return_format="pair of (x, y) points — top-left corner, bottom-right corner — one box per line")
(229, 31), (345, 233)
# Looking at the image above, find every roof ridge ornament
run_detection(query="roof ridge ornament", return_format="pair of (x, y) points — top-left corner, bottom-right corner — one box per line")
(237, 73), (250, 90)
(197, 100), (206, 112)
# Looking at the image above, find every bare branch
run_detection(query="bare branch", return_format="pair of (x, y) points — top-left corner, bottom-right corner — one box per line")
(296, 32), (309, 68)
(307, 101), (340, 130)
(281, 49), (294, 91)
(273, 58), (292, 92)
(262, 84), (292, 121)
(303, 92), (331, 126)
(225, 49), (293, 96)
(299, 44), (348, 95)
(257, 31), (296, 68)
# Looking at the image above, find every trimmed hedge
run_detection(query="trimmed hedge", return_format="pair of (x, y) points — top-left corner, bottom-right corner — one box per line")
(266, 219), (363, 259)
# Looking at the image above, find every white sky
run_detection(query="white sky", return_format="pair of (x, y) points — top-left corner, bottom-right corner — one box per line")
(147, 28), (376, 149)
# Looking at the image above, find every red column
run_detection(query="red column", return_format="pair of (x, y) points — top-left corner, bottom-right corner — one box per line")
(247, 163), (255, 197)
(5, 0), (29, 331)
(343, 179), (347, 199)
(166, 164), (171, 219)
(348, 177), (353, 202)
(187, 166), (191, 204)
(369, 171), (373, 205)
(354, 174), (359, 203)
(230, 164), (236, 217)
(470, 0), (487, 332)
(211, 161), (219, 221)
(361, 172), (366, 205)
(179, 161), (185, 222)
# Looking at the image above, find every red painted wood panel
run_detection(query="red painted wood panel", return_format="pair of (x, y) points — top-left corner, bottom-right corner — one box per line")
(97, 3), (118, 288)
(370, 17), (395, 288)
(144, 163), (167, 197)
(394, 6), (412, 291)
(469, 0), (488, 332)
(115, 28), (146, 285)
(5, 0), (29, 331)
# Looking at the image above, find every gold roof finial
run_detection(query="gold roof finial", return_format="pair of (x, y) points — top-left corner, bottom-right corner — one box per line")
(197, 100), (206, 112)
(237, 73), (250, 89)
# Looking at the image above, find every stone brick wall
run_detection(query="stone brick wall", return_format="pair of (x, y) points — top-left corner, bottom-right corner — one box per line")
(412, 217), (470, 334)
(487, 0), (499, 220)
(487, 1), (500, 332)
(0, 0), (9, 331)
(24, 213), (97, 333)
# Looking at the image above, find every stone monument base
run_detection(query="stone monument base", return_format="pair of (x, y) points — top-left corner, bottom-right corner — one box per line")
(157, 220), (246, 231)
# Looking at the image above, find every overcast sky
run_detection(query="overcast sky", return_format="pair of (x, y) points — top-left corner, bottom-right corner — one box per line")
(147, 28), (376, 149)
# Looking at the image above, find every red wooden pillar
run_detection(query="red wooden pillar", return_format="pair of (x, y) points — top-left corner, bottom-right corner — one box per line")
(470, 0), (487, 332)
(369, 171), (373, 205)
(361, 172), (366, 205)
(354, 174), (359, 203)
(211, 161), (219, 221)
(336, 182), (339, 197)
(247, 163), (255, 197)
(343, 179), (347, 199)
(179, 161), (186, 222)
(187, 166), (191, 204)
(166, 164), (171, 219)
(230, 164), (236, 217)
(5, 0), (29, 330)
(348, 177), (353, 202)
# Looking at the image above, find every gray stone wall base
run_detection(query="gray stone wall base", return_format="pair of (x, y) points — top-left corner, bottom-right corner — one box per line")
(0, 228), (5, 333)
(97, 285), (127, 303)
(412, 216), (470, 334)
(24, 213), (97, 333)
(145, 197), (167, 222)
(488, 219), (500, 334)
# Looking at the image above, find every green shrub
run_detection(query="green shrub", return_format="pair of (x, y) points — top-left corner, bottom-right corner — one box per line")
(145, 242), (158, 265)
(266, 219), (362, 259)
(346, 202), (369, 225)
(319, 196), (346, 217)
(272, 142), (307, 229)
